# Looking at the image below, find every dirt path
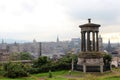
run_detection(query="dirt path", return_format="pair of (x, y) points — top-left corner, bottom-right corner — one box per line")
(64, 74), (83, 79)
(39, 78), (46, 80)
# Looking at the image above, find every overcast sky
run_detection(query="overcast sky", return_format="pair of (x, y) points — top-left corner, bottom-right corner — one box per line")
(0, 0), (120, 43)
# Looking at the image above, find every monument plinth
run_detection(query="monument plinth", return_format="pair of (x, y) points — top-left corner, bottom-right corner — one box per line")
(77, 19), (104, 73)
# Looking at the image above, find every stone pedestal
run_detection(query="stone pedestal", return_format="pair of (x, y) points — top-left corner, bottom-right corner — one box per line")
(77, 58), (104, 73)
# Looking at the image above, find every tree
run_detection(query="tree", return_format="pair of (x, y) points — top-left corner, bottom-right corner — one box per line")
(20, 52), (33, 60)
(32, 56), (51, 68)
(10, 52), (33, 61)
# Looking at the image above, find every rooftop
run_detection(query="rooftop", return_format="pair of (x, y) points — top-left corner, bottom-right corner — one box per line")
(79, 19), (100, 28)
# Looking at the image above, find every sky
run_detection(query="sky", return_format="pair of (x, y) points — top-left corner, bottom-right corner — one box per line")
(0, 0), (120, 43)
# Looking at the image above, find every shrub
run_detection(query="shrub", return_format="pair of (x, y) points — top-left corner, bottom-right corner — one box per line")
(3, 62), (29, 78)
(48, 70), (52, 78)
(30, 55), (73, 74)
(0, 65), (5, 76)
(103, 53), (112, 64)
(32, 56), (50, 68)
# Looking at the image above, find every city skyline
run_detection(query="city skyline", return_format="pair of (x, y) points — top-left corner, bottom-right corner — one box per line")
(0, 0), (120, 43)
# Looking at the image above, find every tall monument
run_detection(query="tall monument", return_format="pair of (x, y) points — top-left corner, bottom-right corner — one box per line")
(77, 19), (104, 73)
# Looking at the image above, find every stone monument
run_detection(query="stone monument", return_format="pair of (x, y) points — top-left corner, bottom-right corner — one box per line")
(77, 19), (104, 73)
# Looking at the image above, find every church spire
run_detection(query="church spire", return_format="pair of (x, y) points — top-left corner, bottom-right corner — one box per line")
(107, 39), (112, 52)
(57, 36), (59, 43)
(2, 39), (4, 44)
(108, 39), (111, 47)
(33, 39), (36, 43)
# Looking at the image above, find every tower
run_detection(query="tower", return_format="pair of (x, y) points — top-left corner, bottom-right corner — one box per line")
(33, 39), (36, 43)
(39, 42), (42, 56)
(77, 19), (104, 73)
(57, 36), (59, 43)
(99, 35), (103, 51)
(106, 39), (112, 53)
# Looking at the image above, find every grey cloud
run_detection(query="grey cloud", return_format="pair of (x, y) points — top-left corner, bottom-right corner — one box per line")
(68, 9), (119, 24)
(61, 0), (120, 25)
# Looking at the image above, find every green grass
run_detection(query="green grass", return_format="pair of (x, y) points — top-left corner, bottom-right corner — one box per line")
(0, 77), (36, 80)
(103, 76), (120, 80)
(33, 70), (68, 77)
(1, 69), (120, 80)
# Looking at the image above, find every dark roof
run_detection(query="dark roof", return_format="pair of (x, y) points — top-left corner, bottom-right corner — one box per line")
(79, 23), (100, 28)
(79, 19), (100, 28)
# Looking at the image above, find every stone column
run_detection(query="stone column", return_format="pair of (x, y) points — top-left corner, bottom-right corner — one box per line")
(81, 32), (83, 51)
(87, 31), (90, 51)
(96, 31), (99, 51)
(110, 63), (112, 71)
(71, 58), (74, 71)
(83, 64), (86, 73)
(92, 32), (95, 51)
(100, 64), (103, 73)
(83, 31), (86, 51)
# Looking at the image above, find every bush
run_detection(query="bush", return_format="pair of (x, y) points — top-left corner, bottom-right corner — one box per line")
(48, 70), (52, 78)
(28, 68), (39, 74)
(102, 53), (112, 71)
(103, 53), (112, 64)
(0, 65), (5, 76)
(32, 56), (50, 68)
(30, 55), (73, 74)
(3, 62), (29, 78)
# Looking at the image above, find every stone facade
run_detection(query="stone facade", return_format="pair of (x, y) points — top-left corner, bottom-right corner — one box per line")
(0, 49), (9, 61)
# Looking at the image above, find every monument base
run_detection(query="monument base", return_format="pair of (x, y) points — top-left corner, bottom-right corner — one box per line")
(77, 58), (104, 73)
(76, 65), (102, 72)
(77, 52), (104, 73)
